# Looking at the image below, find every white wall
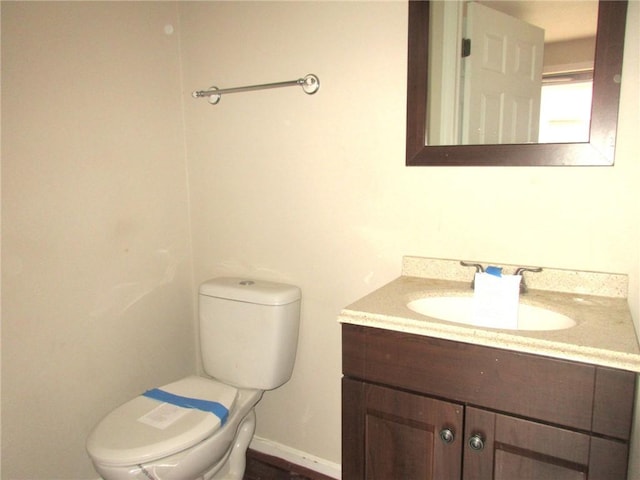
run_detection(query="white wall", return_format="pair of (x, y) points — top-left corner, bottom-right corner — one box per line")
(1, 1), (639, 478)
(180, 0), (640, 473)
(1, 3), (196, 478)
(180, 1), (411, 463)
(619, 3), (640, 477)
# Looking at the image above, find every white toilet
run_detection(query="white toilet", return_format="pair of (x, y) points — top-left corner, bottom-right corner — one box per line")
(86, 277), (301, 480)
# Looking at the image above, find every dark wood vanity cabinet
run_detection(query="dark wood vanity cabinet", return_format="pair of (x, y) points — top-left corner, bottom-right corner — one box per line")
(342, 324), (636, 480)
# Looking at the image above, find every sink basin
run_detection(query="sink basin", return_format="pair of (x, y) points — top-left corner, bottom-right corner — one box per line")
(407, 296), (576, 331)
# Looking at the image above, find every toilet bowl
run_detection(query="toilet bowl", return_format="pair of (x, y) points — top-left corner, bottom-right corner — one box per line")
(87, 376), (263, 480)
(86, 278), (301, 480)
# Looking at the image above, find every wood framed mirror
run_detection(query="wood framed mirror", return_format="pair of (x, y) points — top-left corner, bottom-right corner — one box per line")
(406, 0), (628, 166)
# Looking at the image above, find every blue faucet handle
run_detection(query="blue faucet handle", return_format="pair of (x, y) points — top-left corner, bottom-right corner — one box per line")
(485, 266), (503, 277)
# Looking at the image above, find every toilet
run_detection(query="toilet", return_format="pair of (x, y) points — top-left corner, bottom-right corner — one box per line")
(86, 277), (301, 480)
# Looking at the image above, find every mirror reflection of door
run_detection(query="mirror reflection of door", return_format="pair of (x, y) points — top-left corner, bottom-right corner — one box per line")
(426, 0), (598, 147)
(462, 2), (544, 144)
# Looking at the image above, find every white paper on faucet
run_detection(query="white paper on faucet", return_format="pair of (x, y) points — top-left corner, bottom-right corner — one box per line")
(472, 273), (522, 329)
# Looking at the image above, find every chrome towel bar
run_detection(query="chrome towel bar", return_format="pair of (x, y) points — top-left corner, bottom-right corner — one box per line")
(192, 73), (320, 105)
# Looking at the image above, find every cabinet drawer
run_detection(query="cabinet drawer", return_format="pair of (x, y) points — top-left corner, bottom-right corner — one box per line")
(343, 324), (635, 439)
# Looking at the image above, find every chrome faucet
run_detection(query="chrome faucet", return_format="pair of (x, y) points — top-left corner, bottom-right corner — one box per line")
(514, 266), (543, 294)
(460, 261), (484, 289)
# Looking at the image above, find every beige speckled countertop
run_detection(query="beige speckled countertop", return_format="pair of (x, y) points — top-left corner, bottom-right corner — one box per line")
(338, 257), (640, 372)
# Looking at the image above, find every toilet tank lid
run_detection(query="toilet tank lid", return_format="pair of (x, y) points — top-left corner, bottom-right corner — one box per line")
(199, 277), (301, 306)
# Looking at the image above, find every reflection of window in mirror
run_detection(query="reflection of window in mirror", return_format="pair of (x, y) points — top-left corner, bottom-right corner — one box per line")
(539, 22), (596, 143)
(539, 73), (593, 143)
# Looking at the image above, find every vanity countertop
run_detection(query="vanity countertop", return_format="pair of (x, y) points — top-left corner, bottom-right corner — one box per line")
(338, 258), (640, 373)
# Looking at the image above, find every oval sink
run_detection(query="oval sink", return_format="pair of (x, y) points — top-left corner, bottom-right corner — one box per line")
(407, 296), (576, 331)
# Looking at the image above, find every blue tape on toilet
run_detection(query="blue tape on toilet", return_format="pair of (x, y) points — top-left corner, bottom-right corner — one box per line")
(143, 388), (229, 424)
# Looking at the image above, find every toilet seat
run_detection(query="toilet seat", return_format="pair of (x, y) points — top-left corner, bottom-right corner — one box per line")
(86, 376), (238, 467)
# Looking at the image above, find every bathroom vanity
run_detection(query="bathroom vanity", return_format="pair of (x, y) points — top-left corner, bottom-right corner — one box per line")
(339, 257), (640, 480)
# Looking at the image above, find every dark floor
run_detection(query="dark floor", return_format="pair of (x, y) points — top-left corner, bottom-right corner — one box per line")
(243, 449), (335, 480)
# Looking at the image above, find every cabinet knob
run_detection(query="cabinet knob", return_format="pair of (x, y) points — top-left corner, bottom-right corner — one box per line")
(468, 433), (485, 451)
(439, 428), (455, 444)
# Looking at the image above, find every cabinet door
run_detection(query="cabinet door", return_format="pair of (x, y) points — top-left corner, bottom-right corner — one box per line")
(343, 377), (463, 480)
(463, 407), (628, 480)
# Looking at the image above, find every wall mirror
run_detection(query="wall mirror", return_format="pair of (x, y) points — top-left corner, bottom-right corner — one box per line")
(406, 0), (628, 166)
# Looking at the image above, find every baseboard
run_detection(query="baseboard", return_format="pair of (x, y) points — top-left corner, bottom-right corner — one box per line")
(249, 436), (341, 479)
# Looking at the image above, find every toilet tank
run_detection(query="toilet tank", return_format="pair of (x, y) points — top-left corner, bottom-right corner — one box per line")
(199, 277), (301, 390)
